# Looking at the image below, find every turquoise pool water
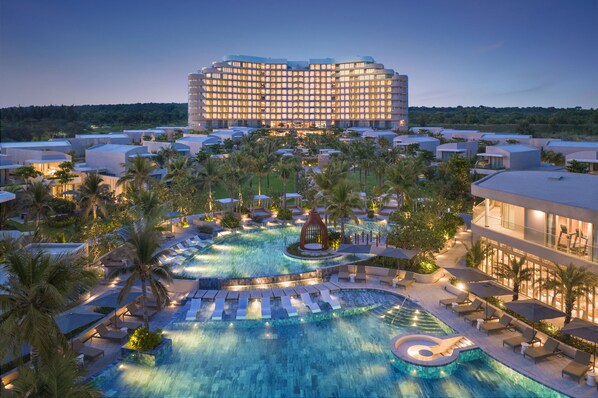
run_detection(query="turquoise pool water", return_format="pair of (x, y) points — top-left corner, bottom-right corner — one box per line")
(95, 290), (563, 398)
(171, 222), (388, 279)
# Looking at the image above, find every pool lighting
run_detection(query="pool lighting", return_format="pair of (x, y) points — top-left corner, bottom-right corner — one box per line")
(300, 318), (305, 323)
(118, 364), (126, 370)
(456, 282), (465, 291)
(394, 305), (401, 309)
(411, 323), (417, 327)
(415, 310), (420, 314)
(229, 322), (234, 328)
(413, 316), (418, 321)
(265, 321), (270, 327)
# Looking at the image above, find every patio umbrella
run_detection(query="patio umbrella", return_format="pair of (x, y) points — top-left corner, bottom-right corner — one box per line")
(60, 189), (79, 196)
(561, 318), (598, 370)
(55, 312), (103, 335)
(467, 281), (514, 319)
(444, 267), (496, 283)
(370, 246), (418, 260)
(86, 291), (142, 325)
(337, 244), (373, 254)
(504, 299), (566, 334)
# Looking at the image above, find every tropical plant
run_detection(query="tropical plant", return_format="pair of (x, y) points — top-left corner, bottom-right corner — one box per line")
(221, 214), (241, 229)
(128, 327), (163, 351)
(495, 256), (534, 301)
(23, 179), (53, 227)
(277, 157), (300, 208)
(154, 146), (178, 168)
(117, 155), (157, 191)
(116, 219), (173, 329)
(0, 251), (96, 365)
(250, 154), (272, 200)
(78, 173), (111, 220)
(130, 189), (164, 221)
(14, 165), (42, 180)
(539, 263), (598, 324)
(197, 158), (222, 213)
(165, 156), (194, 184)
(326, 181), (361, 243)
(11, 352), (101, 398)
(565, 160), (589, 174)
(276, 208), (293, 221)
(384, 159), (420, 209)
(54, 161), (75, 195)
(463, 238), (492, 269)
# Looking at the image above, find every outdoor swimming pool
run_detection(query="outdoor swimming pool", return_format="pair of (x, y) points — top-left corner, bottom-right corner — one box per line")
(94, 290), (563, 398)
(170, 222), (389, 279)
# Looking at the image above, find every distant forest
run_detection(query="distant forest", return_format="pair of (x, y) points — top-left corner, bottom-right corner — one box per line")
(1, 103), (597, 142)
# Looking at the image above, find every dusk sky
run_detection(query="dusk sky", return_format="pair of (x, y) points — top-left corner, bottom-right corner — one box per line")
(0, 0), (596, 108)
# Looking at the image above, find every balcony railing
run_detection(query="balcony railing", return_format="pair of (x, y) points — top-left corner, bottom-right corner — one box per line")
(473, 202), (596, 263)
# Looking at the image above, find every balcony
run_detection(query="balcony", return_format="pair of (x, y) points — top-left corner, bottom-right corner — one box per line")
(472, 201), (596, 265)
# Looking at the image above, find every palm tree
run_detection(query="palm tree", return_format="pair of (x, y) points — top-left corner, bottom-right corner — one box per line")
(539, 263), (598, 324)
(277, 157), (299, 208)
(0, 251), (96, 366)
(130, 190), (164, 221)
(250, 154), (271, 200)
(54, 161), (75, 195)
(11, 352), (101, 398)
(154, 146), (178, 168)
(495, 256), (534, 301)
(78, 173), (111, 220)
(117, 219), (173, 329)
(23, 179), (53, 228)
(326, 181), (362, 243)
(117, 155), (157, 191)
(165, 156), (194, 184)
(463, 238), (492, 269)
(384, 159), (420, 209)
(197, 158), (222, 213)
(311, 161), (349, 223)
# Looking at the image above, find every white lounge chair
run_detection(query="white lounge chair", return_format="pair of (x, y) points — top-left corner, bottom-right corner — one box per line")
(185, 298), (202, 321)
(320, 289), (341, 310)
(211, 297), (225, 321)
(281, 295), (298, 317)
(237, 297), (248, 320)
(262, 297), (271, 319)
(301, 293), (321, 314)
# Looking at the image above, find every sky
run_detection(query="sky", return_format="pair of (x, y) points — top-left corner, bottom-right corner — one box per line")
(0, 0), (597, 108)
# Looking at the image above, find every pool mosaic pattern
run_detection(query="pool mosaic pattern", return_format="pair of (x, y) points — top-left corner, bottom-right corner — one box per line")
(95, 291), (564, 398)
(171, 222), (388, 279)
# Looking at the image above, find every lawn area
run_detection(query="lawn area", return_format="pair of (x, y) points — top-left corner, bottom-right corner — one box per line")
(6, 219), (78, 239)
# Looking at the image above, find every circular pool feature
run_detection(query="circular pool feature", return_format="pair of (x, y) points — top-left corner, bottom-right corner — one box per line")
(303, 243), (322, 250)
(390, 333), (477, 367)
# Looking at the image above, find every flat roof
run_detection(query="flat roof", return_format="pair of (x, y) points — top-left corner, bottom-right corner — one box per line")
(472, 171), (598, 214)
(74, 133), (129, 139)
(178, 136), (220, 143)
(0, 191), (16, 203)
(24, 242), (86, 255)
(87, 144), (145, 153)
(222, 55), (376, 66)
(0, 140), (71, 149)
(547, 141), (598, 148)
(491, 144), (538, 153)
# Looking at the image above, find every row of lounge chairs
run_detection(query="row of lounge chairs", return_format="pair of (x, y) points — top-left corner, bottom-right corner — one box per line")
(159, 235), (215, 265)
(338, 265), (415, 289)
(185, 283), (343, 321)
(441, 291), (594, 384)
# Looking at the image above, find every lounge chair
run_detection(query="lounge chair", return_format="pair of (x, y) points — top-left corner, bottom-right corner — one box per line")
(439, 292), (469, 308)
(281, 295), (298, 317)
(262, 297), (272, 320)
(380, 268), (398, 286)
(479, 314), (513, 335)
(185, 298), (202, 321)
(502, 327), (537, 351)
(396, 271), (415, 289)
(338, 264), (351, 281)
(113, 318), (142, 333)
(211, 297), (225, 321)
(94, 324), (128, 344)
(301, 293), (321, 314)
(562, 350), (591, 383)
(320, 289), (341, 310)
(323, 281), (341, 292)
(237, 297), (248, 320)
(126, 303), (158, 319)
(523, 338), (560, 363)
(453, 299), (484, 316)
(354, 265), (367, 282)
(72, 339), (104, 361)
(464, 307), (497, 325)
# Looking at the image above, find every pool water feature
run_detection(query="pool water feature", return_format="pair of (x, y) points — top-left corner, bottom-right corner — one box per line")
(171, 222), (388, 279)
(94, 290), (564, 398)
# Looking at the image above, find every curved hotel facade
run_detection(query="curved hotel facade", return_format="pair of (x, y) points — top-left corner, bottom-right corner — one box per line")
(188, 55), (408, 130)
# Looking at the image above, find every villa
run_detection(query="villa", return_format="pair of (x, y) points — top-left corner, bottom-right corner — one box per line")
(393, 134), (440, 153)
(566, 150), (598, 174)
(473, 144), (542, 175)
(471, 170), (598, 323)
(175, 135), (221, 155)
(436, 141), (479, 160)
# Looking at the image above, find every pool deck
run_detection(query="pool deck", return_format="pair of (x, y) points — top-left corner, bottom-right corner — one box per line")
(80, 230), (598, 397)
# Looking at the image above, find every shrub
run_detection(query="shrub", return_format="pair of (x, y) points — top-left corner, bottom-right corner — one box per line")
(328, 231), (342, 250)
(366, 209), (375, 219)
(221, 214), (241, 229)
(201, 214), (214, 222)
(50, 197), (76, 215)
(197, 225), (214, 234)
(47, 216), (76, 228)
(277, 208), (293, 220)
(251, 215), (265, 223)
(128, 327), (163, 351)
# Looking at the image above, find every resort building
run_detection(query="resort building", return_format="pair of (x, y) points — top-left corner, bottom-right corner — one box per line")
(122, 129), (167, 144)
(68, 133), (131, 156)
(0, 139), (72, 154)
(473, 144), (541, 175)
(538, 140), (598, 156)
(393, 135), (440, 154)
(0, 154), (22, 185)
(361, 130), (397, 144)
(142, 140), (191, 157)
(210, 129), (244, 142)
(471, 170), (598, 323)
(175, 135), (221, 156)
(565, 150), (598, 174)
(188, 55), (408, 130)
(436, 141), (479, 160)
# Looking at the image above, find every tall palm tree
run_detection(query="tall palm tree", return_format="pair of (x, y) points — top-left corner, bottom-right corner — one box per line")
(384, 159), (420, 209)
(277, 157), (299, 209)
(117, 219), (173, 329)
(326, 181), (362, 243)
(130, 190), (164, 221)
(154, 146), (178, 168)
(0, 251), (96, 365)
(197, 158), (222, 213)
(312, 161), (349, 222)
(165, 156), (194, 184)
(78, 173), (111, 220)
(495, 256), (534, 301)
(117, 155), (157, 191)
(23, 179), (53, 228)
(463, 238), (492, 269)
(11, 352), (101, 398)
(251, 154), (271, 200)
(540, 263), (598, 324)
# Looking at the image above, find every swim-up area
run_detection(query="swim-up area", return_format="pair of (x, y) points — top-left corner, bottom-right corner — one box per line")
(95, 290), (563, 397)
(170, 221), (388, 278)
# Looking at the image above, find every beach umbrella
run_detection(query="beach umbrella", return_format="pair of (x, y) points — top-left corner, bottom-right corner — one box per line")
(467, 281), (514, 319)
(55, 312), (103, 335)
(337, 244), (373, 254)
(60, 189), (79, 196)
(561, 318), (598, 370)
(444, 267), (496, 283)
(371, 246), (418, 260)
(504, 299), (566, 334)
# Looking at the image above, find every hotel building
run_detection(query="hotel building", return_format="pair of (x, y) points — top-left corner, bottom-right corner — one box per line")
(188, 55), (408, 130)
(471, 171), (598, 323)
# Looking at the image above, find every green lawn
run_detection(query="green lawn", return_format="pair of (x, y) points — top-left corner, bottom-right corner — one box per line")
(6, 219), (77, 239)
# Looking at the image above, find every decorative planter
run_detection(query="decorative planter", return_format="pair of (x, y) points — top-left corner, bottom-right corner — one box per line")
(121, 338), (172, 367)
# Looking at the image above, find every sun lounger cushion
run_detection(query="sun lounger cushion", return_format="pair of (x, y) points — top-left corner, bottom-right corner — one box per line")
(561, 350), (591, 382)
(524, 338), (560, 363)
